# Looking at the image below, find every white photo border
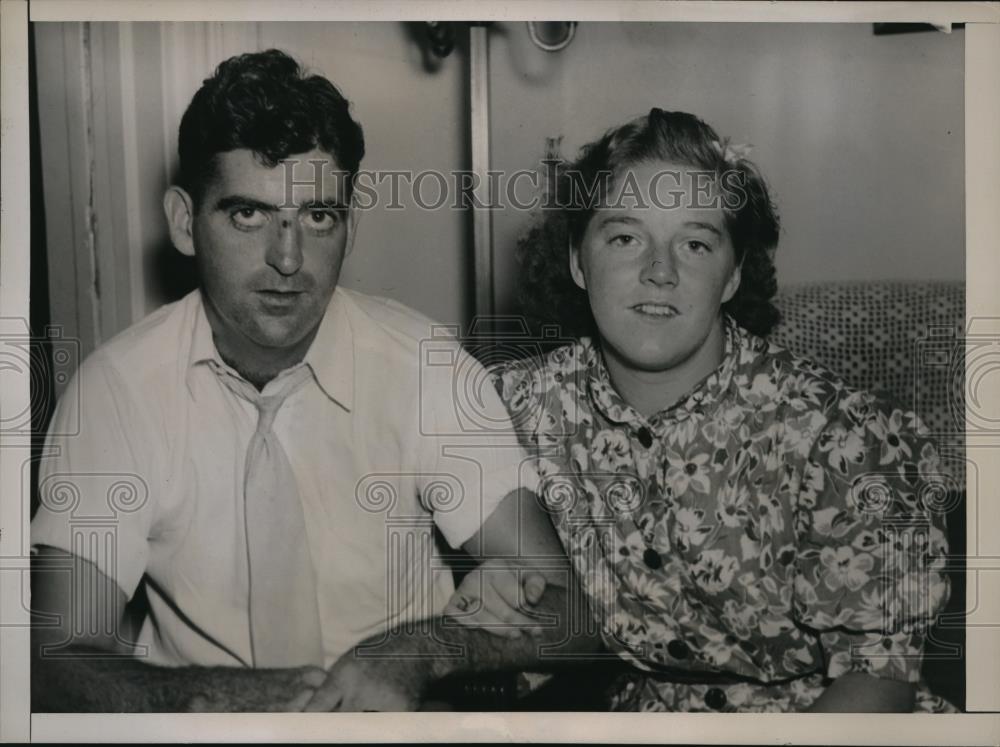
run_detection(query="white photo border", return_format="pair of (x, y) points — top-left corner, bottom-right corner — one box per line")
(2, 1), (998, 743)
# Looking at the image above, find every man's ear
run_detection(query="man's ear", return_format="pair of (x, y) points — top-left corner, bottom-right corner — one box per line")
(163, 186), (196, 257)
(721, 259), (742, 305)
(569, 242), (587, 291)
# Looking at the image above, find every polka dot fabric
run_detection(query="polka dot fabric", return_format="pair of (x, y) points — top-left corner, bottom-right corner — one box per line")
(770, 281), (965, 485)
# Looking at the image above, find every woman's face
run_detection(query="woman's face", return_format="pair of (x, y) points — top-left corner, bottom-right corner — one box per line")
(571, 159), (741, 382)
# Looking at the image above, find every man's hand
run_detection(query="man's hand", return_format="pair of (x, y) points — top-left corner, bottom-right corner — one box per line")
(443, 561), (549, 639)
(183, 666), (328, 712)
(294, 578), (601, 712)
(291, 489), (595, 712)
(301, 651), (431, 712)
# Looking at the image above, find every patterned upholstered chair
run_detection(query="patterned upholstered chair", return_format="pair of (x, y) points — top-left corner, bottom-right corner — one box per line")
(769, 280), (966, 483)
(770, 280), (966, 709)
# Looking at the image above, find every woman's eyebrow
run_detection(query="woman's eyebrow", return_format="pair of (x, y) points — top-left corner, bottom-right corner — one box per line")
(597, 215), (643, 228)
(683, 221), (722, 237)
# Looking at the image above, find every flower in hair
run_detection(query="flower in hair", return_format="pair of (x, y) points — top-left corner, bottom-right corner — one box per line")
(712, 139), (753, 164)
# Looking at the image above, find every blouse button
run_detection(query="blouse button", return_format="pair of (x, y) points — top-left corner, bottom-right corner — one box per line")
(705, 687), (728, 711)
(642, 548), (662, 569)
(637, 427), (654, 449)
(667, 639), (689, 660)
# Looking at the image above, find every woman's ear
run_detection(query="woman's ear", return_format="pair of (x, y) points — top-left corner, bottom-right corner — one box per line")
(569, 241), (587, 291)
(163, 186), (196, 257)
(721, 259), (742, 304)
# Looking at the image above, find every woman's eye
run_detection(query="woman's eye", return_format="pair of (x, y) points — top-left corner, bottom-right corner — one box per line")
(609, 234), (638, 248)
(685, 240), (711, 254)
(230, 208), (267, 229)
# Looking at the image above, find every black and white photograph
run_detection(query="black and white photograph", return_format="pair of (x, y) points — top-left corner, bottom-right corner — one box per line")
(2, 1), (999, 743)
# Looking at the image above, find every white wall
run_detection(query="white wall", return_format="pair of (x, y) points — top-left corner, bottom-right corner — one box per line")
(34, 21), (964, 365)
(487, 22), (965, 314)
(35, 21), (471, 366)
(260, 23), (470, 325)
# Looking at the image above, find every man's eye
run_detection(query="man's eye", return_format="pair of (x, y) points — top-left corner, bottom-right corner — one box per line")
(304, 210), (337, 231)
(231, 208), (267, 229)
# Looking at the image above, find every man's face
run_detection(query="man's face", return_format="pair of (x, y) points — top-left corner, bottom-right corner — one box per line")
(185, 148), (353, 360)
(571, 160), (741, 379)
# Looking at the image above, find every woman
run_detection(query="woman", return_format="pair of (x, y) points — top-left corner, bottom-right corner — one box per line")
(455, 109), (954, 712)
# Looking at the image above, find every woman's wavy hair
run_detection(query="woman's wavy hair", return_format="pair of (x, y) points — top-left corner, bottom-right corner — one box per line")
(178, 49), (365, 206)
(518, 109), (781, 337)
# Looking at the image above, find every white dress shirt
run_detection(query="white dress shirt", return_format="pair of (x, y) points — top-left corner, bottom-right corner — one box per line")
(32, 287), (534, 667)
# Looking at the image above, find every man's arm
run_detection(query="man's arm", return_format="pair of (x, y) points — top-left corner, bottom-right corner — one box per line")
(304, 579), (603, 711)
(31, 546), (323, 712)
(448, 487), (571, 635)
(303, 489), (605, 711)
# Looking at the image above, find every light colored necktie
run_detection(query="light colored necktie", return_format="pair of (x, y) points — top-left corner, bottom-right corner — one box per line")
(225, 365), (324, 668)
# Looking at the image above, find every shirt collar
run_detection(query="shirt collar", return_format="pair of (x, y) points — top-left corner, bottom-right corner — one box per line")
(303, 288), (354, 412)
(584, 339), (645, 427)
(184, 288), (355, 411)
(585, 315), (746, 429)
(185, 291), (226, 396)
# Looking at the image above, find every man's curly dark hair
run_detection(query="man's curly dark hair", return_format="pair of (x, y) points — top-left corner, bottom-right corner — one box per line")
(178, 49), (365, 206)
(517, 109), (781, 338)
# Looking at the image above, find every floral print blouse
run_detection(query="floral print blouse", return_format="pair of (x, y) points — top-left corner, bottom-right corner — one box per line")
(491, 318), (954, 712)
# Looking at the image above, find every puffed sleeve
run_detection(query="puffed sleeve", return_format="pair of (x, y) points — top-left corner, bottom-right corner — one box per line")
(491, 356), (546, 431)
(791, 389), (951, 683)
(490, 352), (586, 507)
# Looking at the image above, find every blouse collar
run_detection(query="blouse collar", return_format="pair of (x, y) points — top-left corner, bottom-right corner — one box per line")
(584, 315), (748, 430)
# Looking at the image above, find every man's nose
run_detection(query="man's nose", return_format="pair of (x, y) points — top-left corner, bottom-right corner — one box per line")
(266, 216), (304, 276)
(639, 244), (678, 286)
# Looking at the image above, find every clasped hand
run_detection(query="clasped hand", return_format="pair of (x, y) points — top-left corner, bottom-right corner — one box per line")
(286, 561), (550, 711)
(442, 560), (550, 639)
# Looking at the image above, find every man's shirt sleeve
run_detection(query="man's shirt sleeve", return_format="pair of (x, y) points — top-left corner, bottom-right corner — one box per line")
(31, 353), (156, 598)
(415, 344), (539, 550)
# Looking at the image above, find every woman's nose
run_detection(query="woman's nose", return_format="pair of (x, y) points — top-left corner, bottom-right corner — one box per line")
(640, 246), (678, 286)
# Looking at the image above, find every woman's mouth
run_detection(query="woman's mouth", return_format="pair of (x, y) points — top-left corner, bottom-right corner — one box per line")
(632, 303), (679, 318)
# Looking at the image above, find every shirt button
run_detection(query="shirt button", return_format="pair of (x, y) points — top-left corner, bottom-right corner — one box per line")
(705, 687), (728, 711)
(667, 639), (689, 660)
(642, 548), (662, 569)
(636, 427), (654, 449)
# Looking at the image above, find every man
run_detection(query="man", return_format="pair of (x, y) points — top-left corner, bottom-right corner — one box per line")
(31, 49), (581, 712)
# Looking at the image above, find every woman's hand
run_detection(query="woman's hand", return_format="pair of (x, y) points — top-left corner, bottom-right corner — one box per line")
(443, 559), (549, 638)
(806, 672), (915, 712)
